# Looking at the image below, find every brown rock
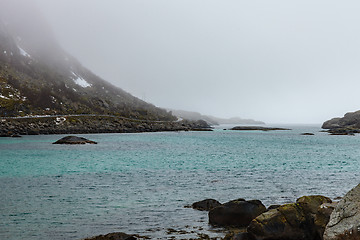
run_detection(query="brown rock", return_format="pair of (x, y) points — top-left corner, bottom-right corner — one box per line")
(247, 203), (315, 240)
(296, 195), (332, 214)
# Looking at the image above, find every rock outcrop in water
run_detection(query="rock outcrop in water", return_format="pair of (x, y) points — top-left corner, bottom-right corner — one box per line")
(53, 136), (97, 144)
(324, 184), (360, 240)
(322, 111), (360, 135)
(230, 126), (291, 131)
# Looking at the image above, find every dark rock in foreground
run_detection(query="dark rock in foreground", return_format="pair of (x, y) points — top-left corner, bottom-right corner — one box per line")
(248, 195), (334, 240)
(324, 184), (360, 240)
(315, 202), (337, 240)
(83, 232), (136, 240)
(296, 195), (332, 214)
(301, 133), (314, 135)
(209, 198), (266, 227)
(230, 126), (291, 131)
(267, 204), (281, 210)
(191, 199), (222, 211)
(53, 136), (97, 144)
(228, 232), (254, 240)
(248, 203), (314, 240)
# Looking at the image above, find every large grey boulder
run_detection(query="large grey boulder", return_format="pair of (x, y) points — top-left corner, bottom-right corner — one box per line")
(324, 184), (360, 240)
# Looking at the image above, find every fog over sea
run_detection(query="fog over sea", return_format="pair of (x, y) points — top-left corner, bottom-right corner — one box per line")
(1, 125), (359, 239)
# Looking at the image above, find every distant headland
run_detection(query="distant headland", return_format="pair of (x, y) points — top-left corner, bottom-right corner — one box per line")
(322, 110), (360, 135)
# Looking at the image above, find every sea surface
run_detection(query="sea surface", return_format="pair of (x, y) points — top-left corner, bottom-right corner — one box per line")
(1, 125), (360, 239)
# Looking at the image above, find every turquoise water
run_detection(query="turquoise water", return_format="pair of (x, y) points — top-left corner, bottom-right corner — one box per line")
(1, 126), (360, 239)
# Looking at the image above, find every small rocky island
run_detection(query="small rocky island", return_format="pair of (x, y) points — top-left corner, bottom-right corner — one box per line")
(230, 126), (291, 131)
(53, 136), (97, 144)
(322, 110), (360, 135)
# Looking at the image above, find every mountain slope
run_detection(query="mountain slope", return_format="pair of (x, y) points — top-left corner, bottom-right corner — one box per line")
(0, 0), (175, 121)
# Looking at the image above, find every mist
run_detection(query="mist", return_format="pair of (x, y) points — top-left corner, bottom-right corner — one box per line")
(12, 0), (360, 123)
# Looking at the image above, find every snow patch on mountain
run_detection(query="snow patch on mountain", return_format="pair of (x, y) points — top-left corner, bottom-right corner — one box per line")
(71, 72), (92, 88)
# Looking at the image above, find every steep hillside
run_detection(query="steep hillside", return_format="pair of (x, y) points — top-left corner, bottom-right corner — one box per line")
(0, 1), (175, 121)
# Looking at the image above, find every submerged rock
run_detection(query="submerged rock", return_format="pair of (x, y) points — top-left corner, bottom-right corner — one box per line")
(324, 184), (360, 240)
(83, 232), (136, 240)
(53, 136), (97, 144)
(301, 133), (314, 135)
(191, 199), (222, 211)
(209, 199), (266, 227)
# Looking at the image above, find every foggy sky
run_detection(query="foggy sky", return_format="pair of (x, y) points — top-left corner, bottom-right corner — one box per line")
(32, 0), (360, 123)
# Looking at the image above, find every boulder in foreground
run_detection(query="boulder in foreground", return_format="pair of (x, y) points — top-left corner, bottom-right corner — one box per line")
(324, 184), (360, 240)
(248, 195), (333, 240)
(248, 203), (315, 240)
(53, 136), (97, 144)
(209, 199), (266, 227)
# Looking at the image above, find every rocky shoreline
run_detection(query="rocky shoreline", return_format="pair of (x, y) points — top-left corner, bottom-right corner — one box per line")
(0, 116), (212, 136)
(84, 184), (360, 240)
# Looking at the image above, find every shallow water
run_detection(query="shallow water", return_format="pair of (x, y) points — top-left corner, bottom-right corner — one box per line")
(1, 125), (360, 239)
